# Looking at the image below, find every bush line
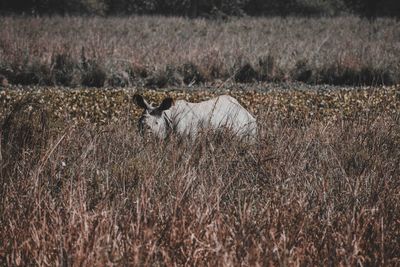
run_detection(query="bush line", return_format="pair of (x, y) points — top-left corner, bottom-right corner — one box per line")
(1, 16), (399, 88)
(0, 53), (398, 88)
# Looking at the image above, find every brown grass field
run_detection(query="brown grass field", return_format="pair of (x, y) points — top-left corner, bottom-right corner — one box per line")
(0, 14), (400, 266)
(1, 16), (400, 86)
(0, 84), (399, 266)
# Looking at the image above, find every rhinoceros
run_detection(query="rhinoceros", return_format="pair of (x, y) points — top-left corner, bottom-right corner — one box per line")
(133, 94), (257, 140)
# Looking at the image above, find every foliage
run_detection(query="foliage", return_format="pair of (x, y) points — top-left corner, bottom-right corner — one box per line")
(81, 60), (107, 88)
(0, 84), (399, 125)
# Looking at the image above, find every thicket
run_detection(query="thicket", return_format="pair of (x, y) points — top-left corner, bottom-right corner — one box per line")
(1, 0), (400, 18)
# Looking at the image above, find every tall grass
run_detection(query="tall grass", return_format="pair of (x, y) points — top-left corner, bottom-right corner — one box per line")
(0, 16), (399, 87)
(1, 99), (399, 265)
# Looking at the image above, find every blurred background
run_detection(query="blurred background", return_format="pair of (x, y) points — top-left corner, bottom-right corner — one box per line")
(1, 0), (399, 19)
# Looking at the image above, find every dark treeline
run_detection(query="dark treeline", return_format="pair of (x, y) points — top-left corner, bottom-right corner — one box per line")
(1, 0), (400, 18)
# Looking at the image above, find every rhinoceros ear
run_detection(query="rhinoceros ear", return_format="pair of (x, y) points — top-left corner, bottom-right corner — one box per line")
(133, 94), (151, 110)
(158, 97), (174, 111)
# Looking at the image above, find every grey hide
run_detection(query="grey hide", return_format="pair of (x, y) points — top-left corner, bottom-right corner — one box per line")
(133, 94), (257, 140)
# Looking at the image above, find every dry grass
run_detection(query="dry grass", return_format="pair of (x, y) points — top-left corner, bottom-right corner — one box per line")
(1, 87), (399, 266)
(0, 16), (400, 86)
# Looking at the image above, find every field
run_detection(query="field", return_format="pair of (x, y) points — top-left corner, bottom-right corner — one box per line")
(1, 83), (399, 266)
(1, 16), (400, 87)
(1, 15), (400, 266)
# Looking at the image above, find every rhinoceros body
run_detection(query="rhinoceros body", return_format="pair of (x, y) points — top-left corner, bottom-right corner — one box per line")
(134, 94), (257, 140)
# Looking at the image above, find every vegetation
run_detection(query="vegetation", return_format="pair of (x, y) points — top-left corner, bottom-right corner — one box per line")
(1, 84), (399, 124)
(0, 16), (399, 88)
(1, 0), (400, 18)
(0, 9), (399, 265)
(0, 85), (399, 265)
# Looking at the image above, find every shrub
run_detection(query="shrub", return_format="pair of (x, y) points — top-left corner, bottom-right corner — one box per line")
(13, 67), (40, 85)
(178, 62), (205, 85)
(8, 61), (52, 86)
(145, 65), (184, 88)
(52, 53), (81, 87)
(0, 74), (8, 87)
(358, 66), (397, 85)
(258, 55), (277, 81)
(235, 63), (258, 83)
(81, 60), (107, 88)
(292, 59), (314, 83)
(108, 70), (130, 87)
(131, 64), (148, 79)
(0, 63), (13, 85)
(145, 72), (167, 88)
(318, 64), (397, 86)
